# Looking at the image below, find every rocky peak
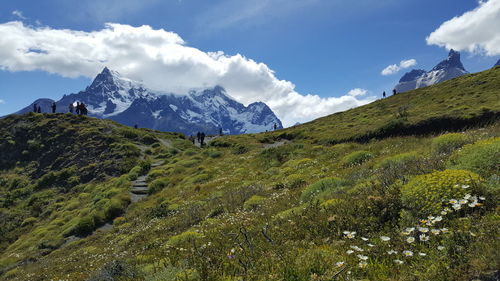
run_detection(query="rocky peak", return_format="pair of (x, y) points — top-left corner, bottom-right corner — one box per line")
(432, 49), (466, 72)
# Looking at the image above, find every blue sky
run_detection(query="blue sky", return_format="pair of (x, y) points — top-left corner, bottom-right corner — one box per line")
(0, 0), (499, 124)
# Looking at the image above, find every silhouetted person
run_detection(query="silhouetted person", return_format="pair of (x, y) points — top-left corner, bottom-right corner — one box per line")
(81, 103), (88, 115)
(134, 124), (138, 129)
(393, 89), (397, 96)
(219, 127), (223, 136)
(33, 103), (37, 113)
(274, 123), (277, 131)
(200, 132), (206, 146)
(51, 102), (56, 113)
(189, 135), (195, 144)
(69, 103), (74, 113)
(37, 106), (41, 113)
(76, 102), (80, 115)
(383, 91), (386, 98)
(196, 132), (201, 143)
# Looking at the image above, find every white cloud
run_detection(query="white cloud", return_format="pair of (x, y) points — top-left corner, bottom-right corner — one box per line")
(0, 99), (5, 104)
(347, 88), (368, 97)
(381, 59), (417, 76)
(12, 10), (27, 20)
(426, 0), (500, 56)
(0, 21), (375, 126)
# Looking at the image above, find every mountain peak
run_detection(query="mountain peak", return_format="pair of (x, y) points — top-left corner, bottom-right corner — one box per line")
(399, 69), (426, 83)
(432, 49), (466, 72)
(494, 59), (500, 67)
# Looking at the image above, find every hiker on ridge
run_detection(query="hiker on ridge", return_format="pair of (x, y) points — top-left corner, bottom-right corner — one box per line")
(196, 132), (201, 143)
(76, 102), (80, 115)
(200, 132), (206, 146)
(189, 135), (195, 144)
(37, 106), (41, 113)
(69, 103), (74, 113)
(274, 123), (277, 131)
(383, 91), (386, 98)
(33, 103), (37, 113)
(51, 102), (56, 113)
(81, 103), (88, 115)
(393, 89), (397, 96)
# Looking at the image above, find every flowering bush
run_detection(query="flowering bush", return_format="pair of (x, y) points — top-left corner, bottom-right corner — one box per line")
(401, 169), (483, 218)
(431, 133), (470, 155)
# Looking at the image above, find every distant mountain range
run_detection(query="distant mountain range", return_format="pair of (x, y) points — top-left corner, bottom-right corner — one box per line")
(395, 49), (469, 93)
(14, 67), (283, 135)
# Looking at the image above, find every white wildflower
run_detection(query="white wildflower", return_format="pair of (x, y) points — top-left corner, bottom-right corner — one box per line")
(449, 199), (458, 204)
(441, 228), (449, 233)
(335, 261), (345, 267)
(346, 250), (354, 255)
(380, 236), (391, 242)
(403, 250), (413, 257)
(387, 250), (398, 255)
(418, 227), (429, 233)
(419, 234), (429, 242)
(419, 252), (427, 256)
(394, 259), (404, 264)
(357, 255), (368, 261)
(344, 231), (356, 239)
(461, 184), (469, 189)
(437, 246), (445, 251)
(361, 237), (369, 241)
(358, 261), (368, 268)
(406, 237), (415, 243)
(464, 194), (471, 200)
(452, 203), (462, 210)
(459, 199), (468, 205)
(431, 229), (441, 235)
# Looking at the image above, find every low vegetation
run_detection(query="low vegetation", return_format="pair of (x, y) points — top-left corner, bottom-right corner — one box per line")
(0, 67), (499, 280)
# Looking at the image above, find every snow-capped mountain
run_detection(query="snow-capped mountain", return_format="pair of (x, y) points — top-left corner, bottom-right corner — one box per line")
(15, 67), (283, 135)
(395, 49), (469, 93)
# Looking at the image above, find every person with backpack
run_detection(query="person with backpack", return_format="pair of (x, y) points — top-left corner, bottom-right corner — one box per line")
(33, 103), (37, 113)
(76, 102), (80, 115)
(383, 91), (386, 98)
(200, 132), (206, 147)
(51, 102), (57, 113)
(69, 103), (74, 113)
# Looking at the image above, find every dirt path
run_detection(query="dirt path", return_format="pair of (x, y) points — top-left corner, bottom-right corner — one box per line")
(263, 140), (290, 149)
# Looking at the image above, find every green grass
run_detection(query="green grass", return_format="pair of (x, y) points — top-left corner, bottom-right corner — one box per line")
(0, 67), (499, 281)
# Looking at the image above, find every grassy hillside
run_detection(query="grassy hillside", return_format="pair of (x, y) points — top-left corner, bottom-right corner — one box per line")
(0, 68), (499, 281)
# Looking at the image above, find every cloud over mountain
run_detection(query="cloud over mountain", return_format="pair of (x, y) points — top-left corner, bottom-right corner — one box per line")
(426, 0), (500, 56)
(0, 21), (375, 126)
(381, 59), (417, 76)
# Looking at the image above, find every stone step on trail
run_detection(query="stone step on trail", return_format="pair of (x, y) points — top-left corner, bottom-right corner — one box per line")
(130, 175), (149, 203)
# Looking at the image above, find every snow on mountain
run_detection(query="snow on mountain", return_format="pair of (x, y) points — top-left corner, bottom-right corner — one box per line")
(395, 50), (468, 93)
(14, 67), (283, 135)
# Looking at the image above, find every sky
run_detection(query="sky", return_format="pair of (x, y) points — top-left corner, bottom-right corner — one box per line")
(0, 0), (499, 126)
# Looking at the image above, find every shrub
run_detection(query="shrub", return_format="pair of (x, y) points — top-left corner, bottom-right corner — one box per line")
(147, 169), (166, 181)
(103, 199), (127, 220)
(300, 177), (346, 202)
(341, 150), (374, 166)
(165, 231), (204, 248)
(447, 137), (500, 177)
(401, 169), (483, 219)
(431, 133), (470, 155)
(243, 195), (266, 210)
(285, 174), (307, 189)
(71, 215), (96, 236)
(375, 152), (424, 185)
(128, 166), (142, 181)
(233, 144), (249, 154)
(190, 174), (211, 184)
(208, 150), (222, 158)
(149, 178), (170, 194)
